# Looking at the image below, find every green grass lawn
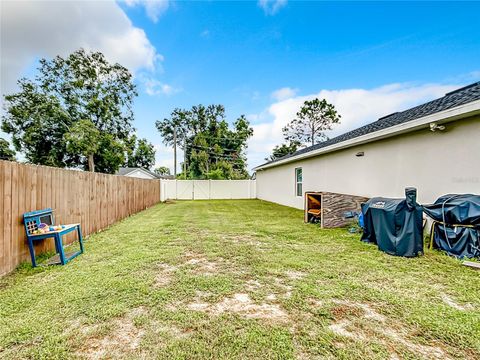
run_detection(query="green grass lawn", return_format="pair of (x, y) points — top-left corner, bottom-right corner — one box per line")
(0, 200), (479, 360)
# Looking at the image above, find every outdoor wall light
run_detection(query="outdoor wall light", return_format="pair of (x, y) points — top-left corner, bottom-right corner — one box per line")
(356, 151), (365, 157)
(430, 122), (446, 132)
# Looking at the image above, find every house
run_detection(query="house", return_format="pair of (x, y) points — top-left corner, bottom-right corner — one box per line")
(253, 82), (480, 209)
(116, 167), (174, 180)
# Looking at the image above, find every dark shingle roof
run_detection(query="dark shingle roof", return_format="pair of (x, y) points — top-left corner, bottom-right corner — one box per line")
(257, 82), (480, 169)
(117, 167), (173, 179)
(117, 167), (138, 176)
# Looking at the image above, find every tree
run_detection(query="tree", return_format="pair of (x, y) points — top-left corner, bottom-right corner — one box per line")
(265, 141), (301, 162)
(94, 135), (126, 174)
(188, 133), (209, 178)
(63, 120), (100, 171)
(125, 135), (156, 169)
(154, 166), (170, 176)
(209, 160), (234, 179)
(2, 48), (137, 173)
(283, 98), (340, 147)
(0, 138), (16, 161)
(156, 104), (253, 179)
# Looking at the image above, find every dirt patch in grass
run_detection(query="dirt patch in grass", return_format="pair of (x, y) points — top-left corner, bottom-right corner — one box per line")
(332, 300), (386, 322)
(222, 234), (265, 247)
(330, 304), (363, 319)
(306, 298), (323, 308)
(245, 279), (262, 291)
(187, 292), (290, 323)
(75, 307), (147, 359)
(151, 321), (193, 340)
(329, 319), (365, 340)
(183, 251), (222, 276)
(324, 300), (450, 360)
(265, 293), (277, 301)
(285, 270), (306, 281)
(154, 263), (178, 287)
(440, 293), (474, 311)
(273, 277), (294, 298)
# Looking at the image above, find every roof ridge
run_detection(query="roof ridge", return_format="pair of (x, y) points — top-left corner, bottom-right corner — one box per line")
(445, 81), (480, 96)
(256, 82), (480, 169)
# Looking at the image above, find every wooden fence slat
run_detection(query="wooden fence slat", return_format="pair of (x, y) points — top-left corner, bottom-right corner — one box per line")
(11, 162), (19, 267)
(2, 162), (12, 276)
(0, 162), (5, 271)
(19, 165), (27, 259)
(0, 160), (161, 276)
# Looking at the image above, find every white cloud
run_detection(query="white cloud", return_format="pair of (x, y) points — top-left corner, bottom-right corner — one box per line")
(271, 87), (298, 101)
(0, 0), (160, 97)
(257, 0), (287, 15)
(247, 82), (460, 170)
(143, 78), (180, 96)
(124, 0), (169, 23)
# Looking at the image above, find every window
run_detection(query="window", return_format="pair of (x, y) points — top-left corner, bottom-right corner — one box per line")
(295, 167), (302, 197)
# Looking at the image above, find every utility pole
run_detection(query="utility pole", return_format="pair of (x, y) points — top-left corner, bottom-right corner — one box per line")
(173, 127), (177, 178)
(206, 152), (209, 175)
(183, 138), (187, 179)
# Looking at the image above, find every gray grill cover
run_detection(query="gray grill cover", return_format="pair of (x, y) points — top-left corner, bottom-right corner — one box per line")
(423, 194), (480, 259)
(361, 188), (424, 257)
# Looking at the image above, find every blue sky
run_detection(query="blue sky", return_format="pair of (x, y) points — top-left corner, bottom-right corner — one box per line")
(2, 1), (480, 172)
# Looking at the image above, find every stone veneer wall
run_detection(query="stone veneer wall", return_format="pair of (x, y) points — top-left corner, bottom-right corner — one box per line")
(321, 192), (369, 228)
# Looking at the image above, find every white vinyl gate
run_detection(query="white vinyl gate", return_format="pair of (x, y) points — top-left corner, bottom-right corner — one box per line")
(160, 180), (256, 201)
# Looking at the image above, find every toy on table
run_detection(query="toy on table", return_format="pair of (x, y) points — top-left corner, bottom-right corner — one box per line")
(32, 223), (65, 235)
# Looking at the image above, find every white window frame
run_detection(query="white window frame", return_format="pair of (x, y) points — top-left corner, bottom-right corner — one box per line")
(295, 167), (303, 197)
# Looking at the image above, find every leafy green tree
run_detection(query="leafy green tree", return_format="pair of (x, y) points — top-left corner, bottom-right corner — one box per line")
(206, 169), (224, 180)
(63, 120), (100, 171)
(188, 133), (209, 178)
(2, 84), (73, 166)
(265, 141), (301, 161)
(154, 108), (190, 150)
(210, 160), (234, 179)
(2, 48), (137, 173)
(283, 98), (340, 147)
(156, 104), (253, 179)
(0, 138), (16, 161)
(154, 166), (170, 176)
(94, 135), (126, 174)
(125, 135), (156, 170)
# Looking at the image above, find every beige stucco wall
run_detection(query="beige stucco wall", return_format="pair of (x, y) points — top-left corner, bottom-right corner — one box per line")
(256, 116), (480, 209)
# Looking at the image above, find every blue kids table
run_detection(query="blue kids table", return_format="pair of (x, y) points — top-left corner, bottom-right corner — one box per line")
(23, 208), (84, 267)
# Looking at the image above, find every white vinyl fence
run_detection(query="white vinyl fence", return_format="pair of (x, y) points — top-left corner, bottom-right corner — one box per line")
(160, 180), (256, 201)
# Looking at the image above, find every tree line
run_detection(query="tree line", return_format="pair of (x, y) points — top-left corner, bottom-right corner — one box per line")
(156, 105), (253, 179)
(1, 48), (341, 178)
(1, 49), (155, 173)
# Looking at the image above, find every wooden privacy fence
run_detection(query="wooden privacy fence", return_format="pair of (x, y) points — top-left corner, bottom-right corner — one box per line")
(0, 160), (161, 276)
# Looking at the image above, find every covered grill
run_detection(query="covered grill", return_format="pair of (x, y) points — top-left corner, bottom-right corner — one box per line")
(423, 194), (480, 259)
(361, 188), (423, 257)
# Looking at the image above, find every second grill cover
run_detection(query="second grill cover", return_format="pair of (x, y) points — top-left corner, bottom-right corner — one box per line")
(361, 188), (424, 257)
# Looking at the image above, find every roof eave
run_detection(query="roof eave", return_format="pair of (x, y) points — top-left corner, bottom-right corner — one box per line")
(253, 99), (480, 171)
